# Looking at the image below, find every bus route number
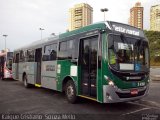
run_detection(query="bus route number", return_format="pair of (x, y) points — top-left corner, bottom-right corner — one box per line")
(137, 82), (145, 87)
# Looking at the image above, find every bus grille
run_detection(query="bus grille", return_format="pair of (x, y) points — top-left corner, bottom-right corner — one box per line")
(116, 90), (146, 98)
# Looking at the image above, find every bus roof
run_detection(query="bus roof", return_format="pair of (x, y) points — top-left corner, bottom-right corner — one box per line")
(0, 52), (6, 57)
(59, 21), (145, 39)
(59, 22), (106, 39)
(14, 21), (145, 52)
(0, 51), (13, 57)
(14, 36), (59, 52)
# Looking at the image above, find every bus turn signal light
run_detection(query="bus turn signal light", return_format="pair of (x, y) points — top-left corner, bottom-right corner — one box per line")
(104, 75), (115, 86)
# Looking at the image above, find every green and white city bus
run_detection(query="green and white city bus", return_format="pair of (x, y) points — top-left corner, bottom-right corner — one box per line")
(12, 21), (150, 103)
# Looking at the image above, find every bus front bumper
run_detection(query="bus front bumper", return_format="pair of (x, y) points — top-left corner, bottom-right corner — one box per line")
(103, 84), (149, 103)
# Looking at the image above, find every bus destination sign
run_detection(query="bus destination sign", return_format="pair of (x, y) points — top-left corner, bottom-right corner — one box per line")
(108, 21), (145, 37)
(112, 25), (139, 36)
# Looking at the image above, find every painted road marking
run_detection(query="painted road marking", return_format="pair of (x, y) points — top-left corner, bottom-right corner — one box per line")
(122, 108), (151, 115)
(140, 100), (160, 108)
(122, 100), (160, 116)
(129, 101), (160, 110)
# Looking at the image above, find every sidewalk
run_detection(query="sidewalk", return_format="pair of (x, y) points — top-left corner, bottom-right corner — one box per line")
(150, 75), (160, 81)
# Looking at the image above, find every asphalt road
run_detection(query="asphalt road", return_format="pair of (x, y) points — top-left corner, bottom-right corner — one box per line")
(0, 79), (160, 120)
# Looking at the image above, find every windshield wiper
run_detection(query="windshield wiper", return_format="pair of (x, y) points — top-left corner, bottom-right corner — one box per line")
(120, 34), (129, 44)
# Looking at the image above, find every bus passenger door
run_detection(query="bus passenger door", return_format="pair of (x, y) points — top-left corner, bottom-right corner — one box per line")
(79, 36), (98, 98)
(35, 48), (42, 85)
(15, 53), (19, 79)
(0, 57), (4, 79)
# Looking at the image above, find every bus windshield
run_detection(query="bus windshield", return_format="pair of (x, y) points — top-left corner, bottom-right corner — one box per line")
(108, 34), (149, 72)
(7, 52), (13, 70)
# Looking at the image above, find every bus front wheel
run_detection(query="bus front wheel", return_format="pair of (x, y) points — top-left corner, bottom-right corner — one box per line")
(65, 80), (77, 104)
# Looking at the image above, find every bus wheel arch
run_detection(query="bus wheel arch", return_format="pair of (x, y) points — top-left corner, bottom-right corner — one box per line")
(22, 72), (30, 88)
(62, 76), (77, 103)
(62, 76), (73, 92)
(22, 72), (26, 81)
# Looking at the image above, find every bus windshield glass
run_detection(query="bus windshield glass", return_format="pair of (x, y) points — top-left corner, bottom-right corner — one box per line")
(7, 52), (13, 70)
(108, 34), (149, 72)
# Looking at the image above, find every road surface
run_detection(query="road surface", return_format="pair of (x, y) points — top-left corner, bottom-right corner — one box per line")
(0, 79), (160, 120)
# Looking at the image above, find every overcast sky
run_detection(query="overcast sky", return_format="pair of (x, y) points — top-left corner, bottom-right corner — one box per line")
(0, 0), (160, 51)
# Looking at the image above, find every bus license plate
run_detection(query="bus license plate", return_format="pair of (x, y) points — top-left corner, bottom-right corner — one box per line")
(130, 89), (138, 95)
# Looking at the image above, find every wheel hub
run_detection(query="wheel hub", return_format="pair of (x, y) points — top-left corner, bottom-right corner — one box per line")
(67, 85), (74, 99)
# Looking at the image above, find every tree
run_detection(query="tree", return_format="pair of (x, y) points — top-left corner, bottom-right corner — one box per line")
(144, 30), (160, 66)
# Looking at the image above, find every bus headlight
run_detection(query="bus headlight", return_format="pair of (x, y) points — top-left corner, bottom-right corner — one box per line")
(104, 75), (115, 86)
(108, 80), (114, 86)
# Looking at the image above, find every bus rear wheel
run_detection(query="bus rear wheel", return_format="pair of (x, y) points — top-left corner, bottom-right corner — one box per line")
(23, 75), (30, 88)
(65, 80), (77, 104)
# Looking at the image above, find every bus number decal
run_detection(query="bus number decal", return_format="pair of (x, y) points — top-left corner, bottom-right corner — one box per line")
(46, 65), (55, 71)
(137, 82), (145, 87)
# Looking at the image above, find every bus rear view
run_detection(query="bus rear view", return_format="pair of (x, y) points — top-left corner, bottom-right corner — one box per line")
(0, 51), (13, 80)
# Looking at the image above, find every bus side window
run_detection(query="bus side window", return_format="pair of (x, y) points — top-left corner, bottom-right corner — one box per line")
(58, 41), (67, 60)
(58, 39), (77, 60)
(27, 50), (35, 62)
(20, 50), (24, 62)
(15, 53), (19, 63)
(67, 40), (74, 59)
(43, 45), (50, 61)
(24, 51), (28, 62)
(73, 39), (78, 59)
(50, 44), (57, 60)
(43, 43), (57, 61)
(13, 53), (16, 63)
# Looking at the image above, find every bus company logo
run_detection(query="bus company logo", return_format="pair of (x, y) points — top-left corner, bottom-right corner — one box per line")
(112, 25), (140, 36)
(142, 114), (159, 120)
(46, 65), (55, 71)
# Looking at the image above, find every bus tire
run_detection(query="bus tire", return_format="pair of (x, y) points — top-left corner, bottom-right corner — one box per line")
(65, 80), (77, 104)
(23, 75), (30, 88)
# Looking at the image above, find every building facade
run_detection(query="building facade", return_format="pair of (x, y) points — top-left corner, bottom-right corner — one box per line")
(150, 4), (160, 31)
(69, 3), (93, 31)
(130, 2), (143, 29)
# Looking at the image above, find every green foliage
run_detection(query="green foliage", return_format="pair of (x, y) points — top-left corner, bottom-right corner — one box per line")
(154, 56), (160, 62)
(144, 30), (160, 66)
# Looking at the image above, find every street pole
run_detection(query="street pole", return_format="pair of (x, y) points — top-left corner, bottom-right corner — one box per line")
(39, 28), (44, 40)
(100, 8), (108, 21)
(2, 35), (8, 52)
(2, 34), (8, 61)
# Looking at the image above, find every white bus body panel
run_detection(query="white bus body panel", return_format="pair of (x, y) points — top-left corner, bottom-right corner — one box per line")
(41, 61), (57, 90)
